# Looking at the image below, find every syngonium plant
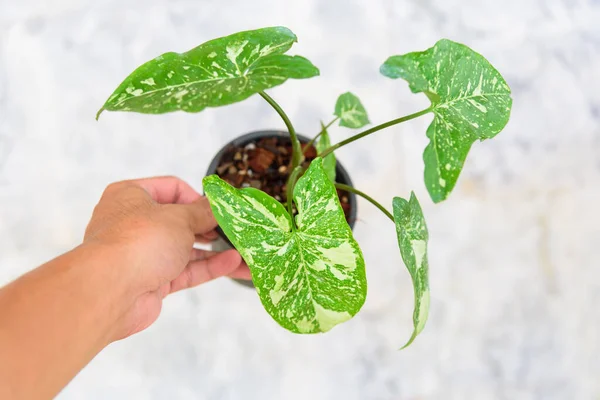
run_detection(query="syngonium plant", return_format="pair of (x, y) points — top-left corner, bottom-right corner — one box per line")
(97, 27), (512, 347)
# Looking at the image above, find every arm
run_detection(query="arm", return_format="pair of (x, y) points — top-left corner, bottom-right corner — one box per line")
(0, 176), (249, 399)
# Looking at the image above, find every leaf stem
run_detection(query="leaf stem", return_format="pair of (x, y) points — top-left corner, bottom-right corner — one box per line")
(286, 166), (303, 229)
(259, 91), (303, 170)
(320, 108), (431, 158)
(303, 116), (339, 155)
(335, 183), (394, 223)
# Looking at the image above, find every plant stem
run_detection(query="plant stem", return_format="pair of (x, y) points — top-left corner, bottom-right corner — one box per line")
(303, 117), (339, 155)
(259, 91), (303, 170)
(320, 107), (432, 158)
(286, 166), (303, 229)
(335, 183), (394, 223)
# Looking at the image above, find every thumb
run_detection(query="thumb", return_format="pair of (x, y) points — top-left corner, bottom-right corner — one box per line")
(171, 197), (218, 235)
(168, 250), (242, 294)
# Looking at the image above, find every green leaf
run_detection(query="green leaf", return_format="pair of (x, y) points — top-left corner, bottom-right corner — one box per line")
(97, 26), (319, 119)
(203, 158), (366, 333)
(393, 192), (430, 349)
(380, 39), (512, 203)
(315, 122), (336, 182)
(334, 92), (370, 128)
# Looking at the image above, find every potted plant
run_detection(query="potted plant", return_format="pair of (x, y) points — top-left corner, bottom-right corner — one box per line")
(96, 26), (512, 347)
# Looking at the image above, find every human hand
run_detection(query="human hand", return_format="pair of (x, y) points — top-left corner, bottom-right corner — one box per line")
(83, 176), (250, 340)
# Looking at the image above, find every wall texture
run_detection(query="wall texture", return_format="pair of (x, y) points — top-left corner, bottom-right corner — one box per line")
(1, 0), (599, 399)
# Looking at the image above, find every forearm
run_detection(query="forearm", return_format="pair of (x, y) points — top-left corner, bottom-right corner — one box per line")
(0, 243), (132, 399)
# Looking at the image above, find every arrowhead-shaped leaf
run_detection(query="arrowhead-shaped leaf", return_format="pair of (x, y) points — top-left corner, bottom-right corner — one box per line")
(315, 122), (336, 182)
(334, 92), (370, 128)
(381, 39), (512, 203)
(203, 158), (366, 333)
(97, 26), (319, 118)
(393, 192), (429, 348)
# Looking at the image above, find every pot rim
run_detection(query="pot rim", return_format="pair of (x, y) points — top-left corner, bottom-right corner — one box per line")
(204, 129), (358, 242)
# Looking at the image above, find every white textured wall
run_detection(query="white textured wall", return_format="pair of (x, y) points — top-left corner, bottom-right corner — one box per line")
(1, 0), (599, 399)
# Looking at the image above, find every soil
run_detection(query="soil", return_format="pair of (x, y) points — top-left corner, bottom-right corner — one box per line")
(215, 136), (352, 221)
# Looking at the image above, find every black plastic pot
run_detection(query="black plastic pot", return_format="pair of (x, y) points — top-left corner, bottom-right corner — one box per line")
(205, 130), (358, 288)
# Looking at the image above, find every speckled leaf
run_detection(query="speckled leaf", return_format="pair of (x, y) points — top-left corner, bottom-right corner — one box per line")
(334, 92), (370, 128)
(381, 39), (512, 203)
(315, 122), (336, 182)
(203, 158), (366, 333)
(97, 27), (319, 118)
(393, 192), (430, 348)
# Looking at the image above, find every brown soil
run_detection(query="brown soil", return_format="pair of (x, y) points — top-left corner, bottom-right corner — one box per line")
(215, 136), (351, 221)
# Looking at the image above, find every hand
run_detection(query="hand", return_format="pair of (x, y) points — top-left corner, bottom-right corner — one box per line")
(83, 176), (250, 340)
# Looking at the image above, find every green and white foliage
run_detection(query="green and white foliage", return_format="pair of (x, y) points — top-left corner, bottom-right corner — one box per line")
(94, 28), (515, 347)
(97, 27), (319, 118)
(334, 92), (370, 128)
(203, 158), (366, 334)
(381, 39), (512, 203)
(393, 192), (430, 348)
(315, 122), (336, 182)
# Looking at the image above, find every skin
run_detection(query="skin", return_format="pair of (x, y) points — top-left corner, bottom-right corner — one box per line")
(0, 176), (251, 400)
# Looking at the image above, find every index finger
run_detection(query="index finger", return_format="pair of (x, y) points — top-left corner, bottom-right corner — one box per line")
(131, 176), (201, 204)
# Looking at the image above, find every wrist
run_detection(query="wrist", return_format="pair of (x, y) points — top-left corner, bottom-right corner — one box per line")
(80, 234), (160, 295)
(69, 241), (140, 342)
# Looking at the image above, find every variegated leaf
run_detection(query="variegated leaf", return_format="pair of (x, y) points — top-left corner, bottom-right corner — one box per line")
(393, 192), (430, 348)
(381, 39), (512, 203)
(97, 26), (319, 118)
(315, 122), (336, 182)
(334, 92), (370, 128)
(203, 158), (366, 333)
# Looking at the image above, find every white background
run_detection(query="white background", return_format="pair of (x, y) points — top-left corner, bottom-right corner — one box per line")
(1, 0), (599, 399)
